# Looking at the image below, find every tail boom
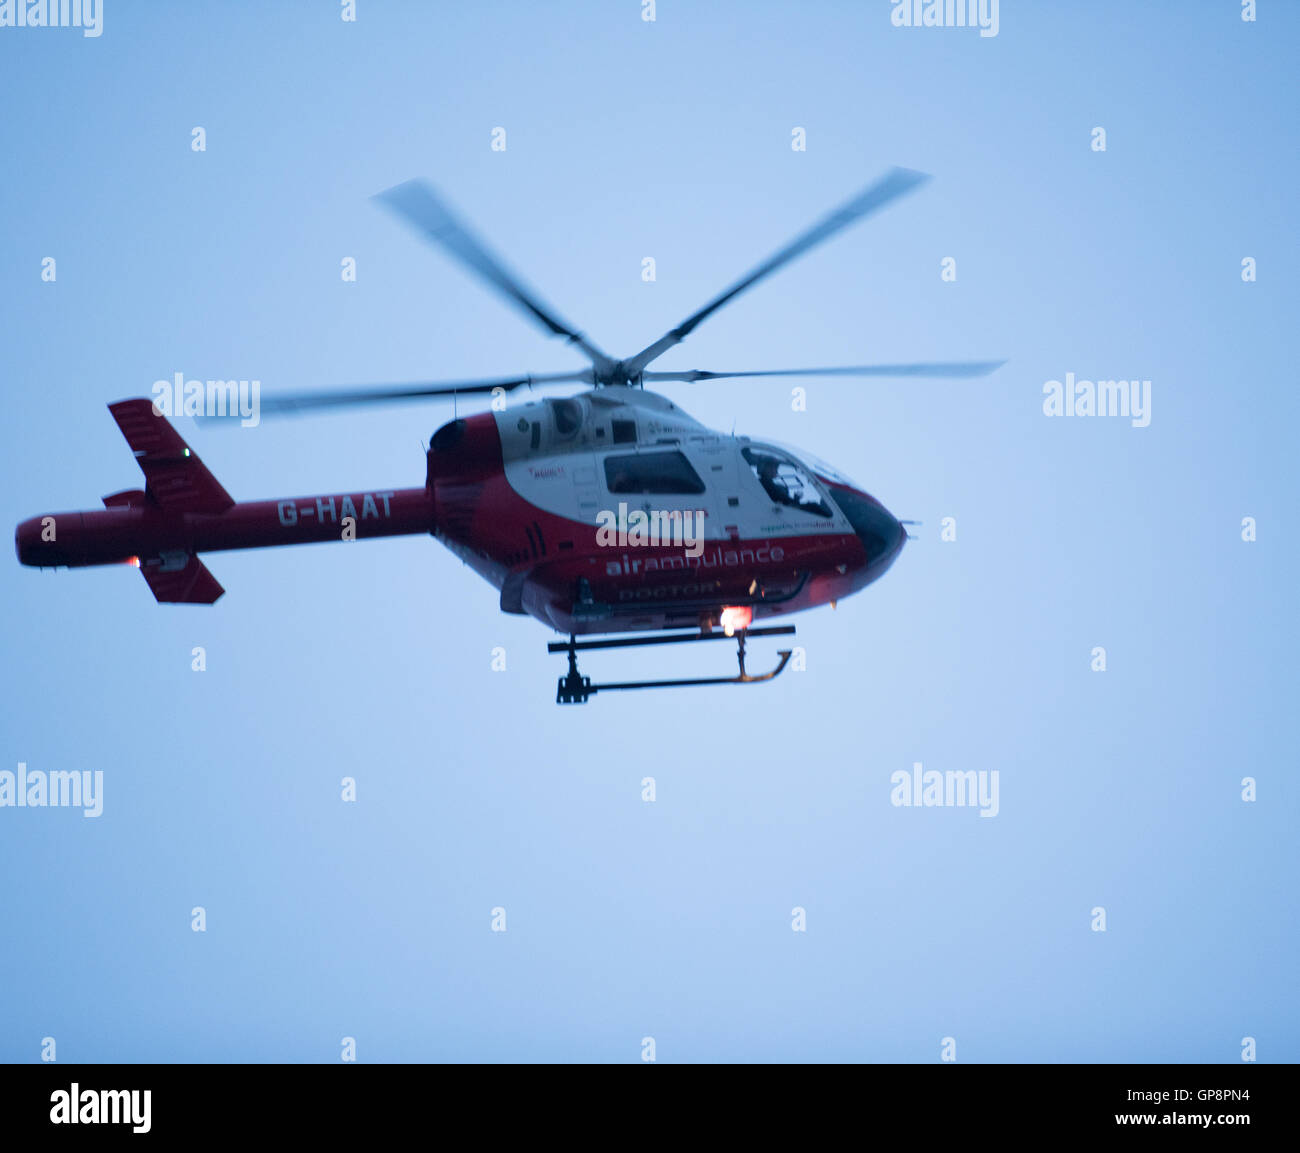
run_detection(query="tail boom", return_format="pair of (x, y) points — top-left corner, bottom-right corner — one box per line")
(16, 488), (434, 571)
(15, 398), (436, 603)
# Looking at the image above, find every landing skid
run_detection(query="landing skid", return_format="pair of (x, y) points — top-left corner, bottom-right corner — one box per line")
(550, 626), (796, 704)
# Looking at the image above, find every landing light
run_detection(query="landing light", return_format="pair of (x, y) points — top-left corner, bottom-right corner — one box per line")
(721, 605), (752, 636)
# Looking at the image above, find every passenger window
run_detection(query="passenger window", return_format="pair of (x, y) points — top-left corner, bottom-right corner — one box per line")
(604, 451), (705, 495)
(612, 419), (637, 444)
(742, 447), (832, 517)
(550, 398), (583, 437)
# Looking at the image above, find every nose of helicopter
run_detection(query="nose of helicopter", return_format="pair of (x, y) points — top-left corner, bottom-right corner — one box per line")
(856, 501), (906, 569)
(830, 487), (906, 572)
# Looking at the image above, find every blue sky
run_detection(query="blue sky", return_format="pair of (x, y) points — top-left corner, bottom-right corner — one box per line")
(1, 0), (1296, 1062)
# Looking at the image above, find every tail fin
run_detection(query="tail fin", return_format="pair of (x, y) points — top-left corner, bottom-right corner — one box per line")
(108, 399), (234, 514)
(108, 399), (230, 603)
(138, 553), (225, 604)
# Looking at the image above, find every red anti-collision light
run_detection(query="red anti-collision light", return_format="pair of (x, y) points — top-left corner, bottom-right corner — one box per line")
(721, 605), (752, 636)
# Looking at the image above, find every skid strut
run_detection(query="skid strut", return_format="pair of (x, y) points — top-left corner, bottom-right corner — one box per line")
(550, 626), (796, 704)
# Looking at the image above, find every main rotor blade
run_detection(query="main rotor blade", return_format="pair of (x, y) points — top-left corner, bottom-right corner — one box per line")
(219, 370), (594, 420)
(623, 167), (931, 378)
(374, 180), (615, 374)
(642, 360), (1006, 383)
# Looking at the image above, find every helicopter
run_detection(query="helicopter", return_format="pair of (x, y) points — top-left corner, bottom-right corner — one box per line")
(15, 167), (1003, 703)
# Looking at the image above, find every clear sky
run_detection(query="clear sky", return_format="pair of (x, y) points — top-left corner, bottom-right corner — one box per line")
(1, 0), (1295, 1062)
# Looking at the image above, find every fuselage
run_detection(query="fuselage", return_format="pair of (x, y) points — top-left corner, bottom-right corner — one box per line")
(429, 387), (906, 633)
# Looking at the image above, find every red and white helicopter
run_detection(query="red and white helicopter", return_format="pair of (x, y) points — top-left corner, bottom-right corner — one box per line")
(16, 168), (1002, 702)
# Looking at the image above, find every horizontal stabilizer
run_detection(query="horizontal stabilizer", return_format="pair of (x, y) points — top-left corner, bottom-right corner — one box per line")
(102, 489), (147, 509)
(139, 554), (224, 604)
(109, 399), (234, 514)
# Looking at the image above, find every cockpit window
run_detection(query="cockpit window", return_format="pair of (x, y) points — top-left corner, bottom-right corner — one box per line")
(765, 440), (859, 488)
(604, 450), (705, 495)
(742, 446), (833, 518)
